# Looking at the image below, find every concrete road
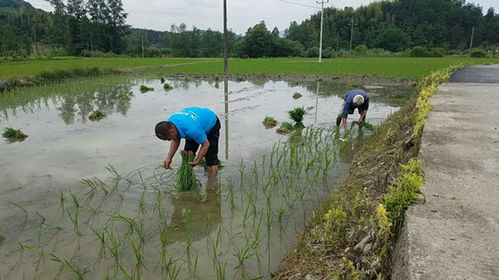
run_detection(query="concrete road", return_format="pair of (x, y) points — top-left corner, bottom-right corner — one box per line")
(392, 65), (499, 279)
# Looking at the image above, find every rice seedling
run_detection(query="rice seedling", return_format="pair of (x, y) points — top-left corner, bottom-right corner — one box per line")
(160, 78), (165, 83)
(292, 92), (302, 99)
(50, 254), (86, 280)
(163, 83), (173, 91)
(2, 127), (28, 140)
(9, 201), (29, 226)
(235, 77), (245, 82)
(288, 107), (306, 124)
(139, 85), (154, 92)
(109, 214), (145, 242)
(276, 121), (294, 134)
(67, 208), (81, 235)
(105, 228), (121, 265)
(0, 234), (4, 242)
(262, 116), (278, 128)
(88, 110), (105, 121)
(175, 153), (200, 191)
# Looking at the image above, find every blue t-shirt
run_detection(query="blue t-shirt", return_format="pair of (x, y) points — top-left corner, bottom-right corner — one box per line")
(342, 89), (369, 118)
(168, 107), (217, 144)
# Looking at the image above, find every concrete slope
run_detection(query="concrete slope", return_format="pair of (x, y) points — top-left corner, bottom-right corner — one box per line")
(392, 65), (499, 279)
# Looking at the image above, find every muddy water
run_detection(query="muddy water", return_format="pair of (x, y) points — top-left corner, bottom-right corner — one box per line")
(0, 75), (414, 279)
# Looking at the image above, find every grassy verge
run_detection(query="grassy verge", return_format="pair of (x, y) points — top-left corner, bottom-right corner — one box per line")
(274, 65), (460, 279)
(0, 67), (122, 92)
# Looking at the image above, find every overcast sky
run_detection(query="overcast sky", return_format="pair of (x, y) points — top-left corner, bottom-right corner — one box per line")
(25, 0), (499, 34)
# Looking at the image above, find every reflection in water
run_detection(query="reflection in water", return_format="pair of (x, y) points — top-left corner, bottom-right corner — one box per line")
(163, 177), (221, 245)
(224, 78), (229, 160)
(57, 84), (133, 124)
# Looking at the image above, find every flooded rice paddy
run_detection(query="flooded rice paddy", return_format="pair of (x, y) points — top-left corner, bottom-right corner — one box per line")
(0, 75), (414, 279)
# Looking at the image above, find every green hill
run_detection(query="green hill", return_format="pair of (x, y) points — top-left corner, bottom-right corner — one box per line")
(0, 0), (34, 16)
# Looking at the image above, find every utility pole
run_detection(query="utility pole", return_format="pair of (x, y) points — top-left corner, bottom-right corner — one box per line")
(223, 0), (228, 75)
(469, 26), (475, 57)
(349, 16), (355, 53)
(316, 0), (328, 63)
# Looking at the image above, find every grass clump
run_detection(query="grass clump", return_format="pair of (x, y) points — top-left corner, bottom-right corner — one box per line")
(140, 85), (154, 93)
(292, 92), (302, 99)
(163, 83), (173, 91)
(88, 110), (105, 121)
(276, 122), (294, 134)
(2, 127), (28, 140)
(175, 153), (200, 191)
(288, 107), (306, 124)
(262, 116), (278, 128)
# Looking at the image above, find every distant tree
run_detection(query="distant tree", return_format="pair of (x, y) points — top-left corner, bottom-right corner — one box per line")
(242, 21), (275, 58)
(375, 25), (409, 52)
(105, 0), (128, 53)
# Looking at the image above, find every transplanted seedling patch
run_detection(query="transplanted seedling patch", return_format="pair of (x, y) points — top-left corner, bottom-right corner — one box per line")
(88, 110), (106, 121)
(276, 122), (294, 134)
(160, 78), (165, 83)
(140, 85), (154, 93)
(288, 107), (306, 124)
(163, 83), (173, 91)
(262, 116), (278, 128)
(292, 92), (302, 99)
(2, 127), (28, 141)
(175, 153), (200, 191)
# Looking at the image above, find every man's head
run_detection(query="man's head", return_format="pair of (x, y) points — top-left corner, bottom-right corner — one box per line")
(353, 95), (365, 107)
(155, 121), (178, 141)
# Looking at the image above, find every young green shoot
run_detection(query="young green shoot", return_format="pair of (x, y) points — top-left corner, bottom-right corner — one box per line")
(2, 127), (28, 140)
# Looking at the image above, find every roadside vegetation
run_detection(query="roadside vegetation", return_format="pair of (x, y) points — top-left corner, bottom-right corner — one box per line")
(274, 65), (460, 279)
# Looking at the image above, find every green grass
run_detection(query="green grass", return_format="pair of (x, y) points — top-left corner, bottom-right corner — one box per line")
(0, 57), (211, 79)
(140, 57), (499, 79)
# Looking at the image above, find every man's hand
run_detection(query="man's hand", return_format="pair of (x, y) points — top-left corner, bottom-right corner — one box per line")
(162, 159), (172, 169)
(188, 160), (200, 167)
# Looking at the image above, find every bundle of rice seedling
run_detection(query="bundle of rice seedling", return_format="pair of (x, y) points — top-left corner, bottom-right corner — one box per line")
(175, 153), (200, 191)
(262, 116), (278, 128)
(2, 127), (28, 140)
(89, 110), (105, 121)
(288, 107), (306, 124)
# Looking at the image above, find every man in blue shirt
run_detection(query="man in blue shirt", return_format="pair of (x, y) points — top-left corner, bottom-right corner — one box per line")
(336, 89), (369, 132)
(155, 107), (220, 176)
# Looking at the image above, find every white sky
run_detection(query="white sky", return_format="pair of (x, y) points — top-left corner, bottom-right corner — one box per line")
(25, 0), (499, 34)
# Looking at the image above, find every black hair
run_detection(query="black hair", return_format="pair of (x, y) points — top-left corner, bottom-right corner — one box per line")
(155, 121), (175, 140)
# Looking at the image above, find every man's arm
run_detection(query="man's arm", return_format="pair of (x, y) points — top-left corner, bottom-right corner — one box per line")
(189, 139), (210, 166)
(342, 117), (349, 132)
(163, 139), (180, 168)
(359, 110), (368, 122)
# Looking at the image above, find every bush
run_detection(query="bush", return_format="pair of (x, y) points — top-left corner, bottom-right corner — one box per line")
(354, 45), (368, 55)
(409, 46), (433, 57)
(306, 46), (319, 58)
(429, 47), (447, 57)
(470, 48), (487, 58)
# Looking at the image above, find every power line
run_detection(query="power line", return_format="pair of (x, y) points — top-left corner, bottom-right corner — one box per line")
(277, 0), (320, 10)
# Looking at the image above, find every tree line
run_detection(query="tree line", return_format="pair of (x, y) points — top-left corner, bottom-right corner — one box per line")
(1, 0), (498, 58)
